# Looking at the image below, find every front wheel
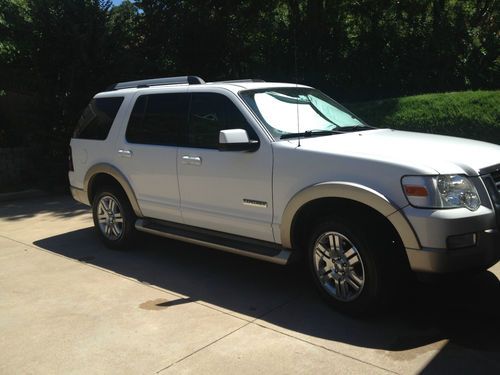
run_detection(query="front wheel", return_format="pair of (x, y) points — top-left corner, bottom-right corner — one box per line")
(308, 219), (386, 315)
(92, 187), (136, 249)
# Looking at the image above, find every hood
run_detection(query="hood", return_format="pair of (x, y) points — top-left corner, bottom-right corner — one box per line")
(295, 129), (500, 175)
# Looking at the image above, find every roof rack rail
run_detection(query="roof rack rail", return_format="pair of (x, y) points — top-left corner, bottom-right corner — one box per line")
(210, 79), (265, 84)
(107, 76), (205, 90)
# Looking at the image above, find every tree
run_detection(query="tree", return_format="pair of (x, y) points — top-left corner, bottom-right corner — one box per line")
(0, 0), (498, 189)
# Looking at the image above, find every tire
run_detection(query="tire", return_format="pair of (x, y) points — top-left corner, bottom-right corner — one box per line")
(307, 218), (390, 315)
(92, 186), (136, 250)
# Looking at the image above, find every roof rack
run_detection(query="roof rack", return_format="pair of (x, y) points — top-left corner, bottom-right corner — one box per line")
(107, 76), (205, 90)
(210, 79), (265, 84)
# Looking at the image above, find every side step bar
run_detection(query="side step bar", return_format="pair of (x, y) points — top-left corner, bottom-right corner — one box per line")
(135, 218), (292, 265)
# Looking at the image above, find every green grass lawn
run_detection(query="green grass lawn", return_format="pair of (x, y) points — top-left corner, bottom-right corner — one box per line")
(346, 90), (500, 144)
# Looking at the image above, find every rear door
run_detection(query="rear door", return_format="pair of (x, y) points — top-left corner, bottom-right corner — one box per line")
(177, 90), (275, 242)
(70, 96), (125, 189)
(115, 90), (188, 222)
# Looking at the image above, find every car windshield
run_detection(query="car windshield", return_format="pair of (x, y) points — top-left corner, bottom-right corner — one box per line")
(240, 87), (371, 140)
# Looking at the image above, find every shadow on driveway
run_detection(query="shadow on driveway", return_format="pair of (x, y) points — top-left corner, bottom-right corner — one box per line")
(34, 228), (500, 371)
(0, 194), (89, 221)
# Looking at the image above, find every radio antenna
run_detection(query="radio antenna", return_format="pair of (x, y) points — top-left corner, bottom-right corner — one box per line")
(293, 3), (301, 147)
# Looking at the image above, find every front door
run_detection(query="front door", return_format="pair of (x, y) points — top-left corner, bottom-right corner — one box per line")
(177, 91), (274, 242)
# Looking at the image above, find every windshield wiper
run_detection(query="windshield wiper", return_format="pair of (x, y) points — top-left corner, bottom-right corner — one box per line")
(337, 125), (375, 132)
(280, 130), (340, 140)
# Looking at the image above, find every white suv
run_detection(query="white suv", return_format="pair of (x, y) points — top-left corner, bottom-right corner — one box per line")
(69, 76), (500, 314)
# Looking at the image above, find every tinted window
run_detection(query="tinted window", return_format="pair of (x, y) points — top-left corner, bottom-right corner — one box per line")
(126, 93), (189, 146)
(187, 93), (258, 149)
(74, 97), (124, 140)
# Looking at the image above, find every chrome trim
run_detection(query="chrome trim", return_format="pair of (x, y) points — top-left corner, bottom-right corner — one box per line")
(243, 199), (268, 208)
(181, 155), (202, 165)
(118, 149), (132, 157)
(135, 219), (291, 265)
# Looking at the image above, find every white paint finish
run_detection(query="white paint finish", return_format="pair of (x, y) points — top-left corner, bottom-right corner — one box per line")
(90, 81), (310, 101)
(69, 139), (118, 191)
(270, 128), (500, 228)
(70, 79), (500, 264)
(177, 146), (275, 242)
(288, 129), (500, 176)
(402, 205), (496, 248)
(112, 90), (186, 223)
(115, 143), (182, 221)
(69, 93), (134, 191)
(176, 87), (275, 242)
(271, 140), (429, 231)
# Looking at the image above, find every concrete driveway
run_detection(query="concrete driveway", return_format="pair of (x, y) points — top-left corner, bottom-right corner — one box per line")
(1, 195), (499, 374)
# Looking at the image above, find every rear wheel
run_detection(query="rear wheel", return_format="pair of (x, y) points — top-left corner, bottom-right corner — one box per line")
(92, 187), (136, 249)
(308, 218), (387, 315)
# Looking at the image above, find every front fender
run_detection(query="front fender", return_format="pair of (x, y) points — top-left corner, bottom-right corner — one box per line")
(280, 181), (420, 250)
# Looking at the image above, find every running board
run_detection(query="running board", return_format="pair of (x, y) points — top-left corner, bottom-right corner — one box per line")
(135, 218), (292, 265)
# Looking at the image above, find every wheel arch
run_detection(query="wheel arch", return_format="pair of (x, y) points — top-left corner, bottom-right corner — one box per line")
(84, 163), (143, 217)
(281, 182), (420, 251)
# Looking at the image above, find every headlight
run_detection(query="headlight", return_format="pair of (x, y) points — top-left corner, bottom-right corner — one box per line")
(402, 175), (481, 211)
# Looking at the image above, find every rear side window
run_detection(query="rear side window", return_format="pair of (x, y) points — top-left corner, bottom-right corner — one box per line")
(74, 97), (124, 140)
(187, 93), (258, 149)
(126, 93), (189, 146)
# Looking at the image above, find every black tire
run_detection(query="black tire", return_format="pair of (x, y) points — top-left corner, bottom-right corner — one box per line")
(307, 218), (390, 315)
(92, 186), (137, 250)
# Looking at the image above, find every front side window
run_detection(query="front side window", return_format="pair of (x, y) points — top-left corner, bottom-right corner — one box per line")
(240, 88), (369, 139)
(126, 93), (189, 146)
(74, 97), (124, 140)
(186, 93), (258, 149)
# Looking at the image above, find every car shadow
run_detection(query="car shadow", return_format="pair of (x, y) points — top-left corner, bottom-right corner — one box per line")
(33, 227), (500, 368)
(0, 194), (89, 221)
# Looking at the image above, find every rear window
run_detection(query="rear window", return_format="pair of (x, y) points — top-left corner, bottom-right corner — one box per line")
(73, 97), (124, 140)
(126, 93), (189, 146)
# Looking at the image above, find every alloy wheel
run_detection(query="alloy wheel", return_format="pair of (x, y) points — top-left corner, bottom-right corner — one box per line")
(96, 195), (124, 240)
(313, 231), (365, 302)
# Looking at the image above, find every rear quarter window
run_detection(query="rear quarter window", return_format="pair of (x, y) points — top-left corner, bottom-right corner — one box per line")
(73, 97), (124, 140)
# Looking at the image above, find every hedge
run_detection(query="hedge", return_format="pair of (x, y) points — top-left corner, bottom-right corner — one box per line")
(346, 90), (500, 144)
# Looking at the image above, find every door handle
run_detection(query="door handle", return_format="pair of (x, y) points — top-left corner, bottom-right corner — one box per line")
(181, 155), (202, 165)
(118, 149), (132, 157)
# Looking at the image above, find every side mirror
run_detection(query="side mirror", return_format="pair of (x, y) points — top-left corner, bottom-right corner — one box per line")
(218, 129), (259, 152)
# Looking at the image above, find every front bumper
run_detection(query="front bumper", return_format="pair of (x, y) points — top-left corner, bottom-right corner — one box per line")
(406, 228), (500, 273)
(403, 203), (500, 273)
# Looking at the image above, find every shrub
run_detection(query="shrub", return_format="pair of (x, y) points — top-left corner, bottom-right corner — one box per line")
(346, 91), (500, 144)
